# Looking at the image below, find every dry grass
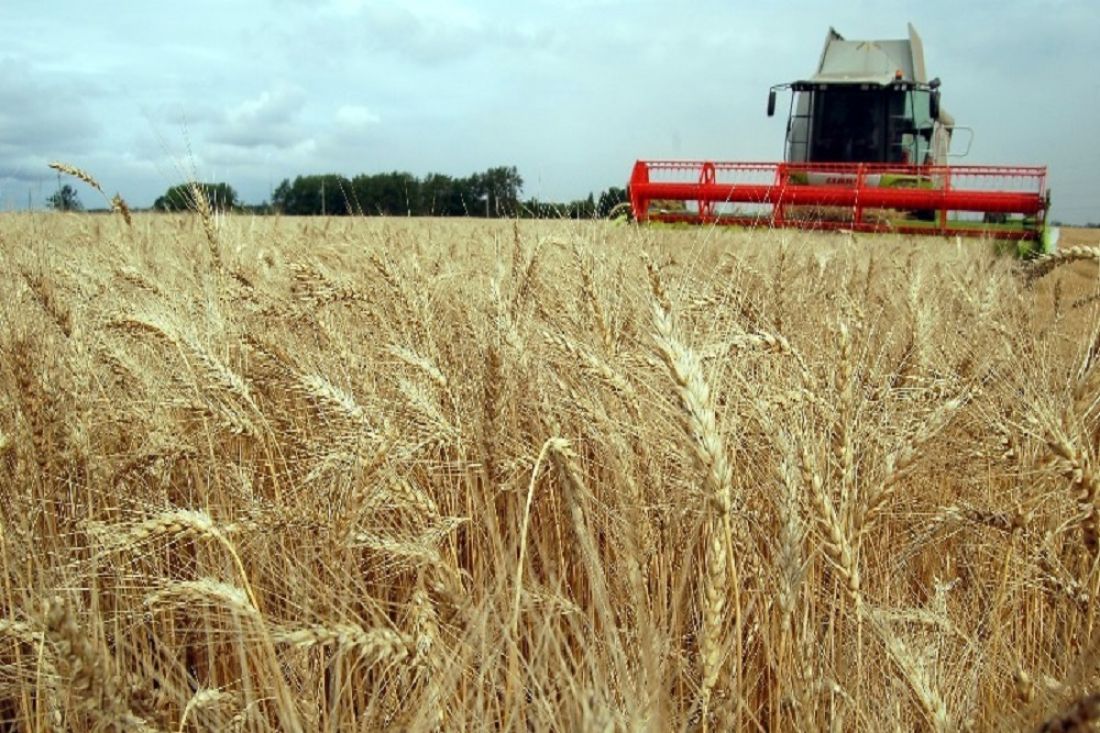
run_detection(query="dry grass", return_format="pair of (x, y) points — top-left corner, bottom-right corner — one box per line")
(2, 211), (1100, 731)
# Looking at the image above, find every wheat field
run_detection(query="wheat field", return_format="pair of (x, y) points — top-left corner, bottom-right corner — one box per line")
(2, 210), (1100, 731)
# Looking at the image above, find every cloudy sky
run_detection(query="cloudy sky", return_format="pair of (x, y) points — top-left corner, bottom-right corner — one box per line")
(2, 0), (1097, 222)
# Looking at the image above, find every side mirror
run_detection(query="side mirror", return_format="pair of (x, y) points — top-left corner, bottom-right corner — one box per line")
(929, 90), (941, 121)
(767, 89), (777, 117)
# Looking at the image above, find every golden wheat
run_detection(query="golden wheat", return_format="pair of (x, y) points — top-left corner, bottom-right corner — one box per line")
(3, 210), (1100, 730)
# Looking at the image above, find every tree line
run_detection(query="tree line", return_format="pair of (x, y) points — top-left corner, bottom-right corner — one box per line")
(271, 167), (524, 217)
(143, 166), (628, 219)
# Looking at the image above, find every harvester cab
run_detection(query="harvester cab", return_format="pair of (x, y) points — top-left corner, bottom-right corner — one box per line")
(627, 23), (1054, 250)
(767, 25), (952, 167)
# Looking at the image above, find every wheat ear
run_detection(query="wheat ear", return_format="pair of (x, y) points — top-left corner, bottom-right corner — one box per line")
(48, 161), (133, 227)
(48, 162), (104, 194)
(95, 509), (262, 612)
(648, 255), (740, 724)
(1026, 246), (1100, 284)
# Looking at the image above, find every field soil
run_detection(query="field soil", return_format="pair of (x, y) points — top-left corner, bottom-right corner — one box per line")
(1057, 226), (1100, 248)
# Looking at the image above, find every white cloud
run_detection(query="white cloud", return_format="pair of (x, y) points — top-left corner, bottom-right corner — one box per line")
(335, 105), (381, 129)
(226, 85), (306, 127)
(208, 84), (308, 150)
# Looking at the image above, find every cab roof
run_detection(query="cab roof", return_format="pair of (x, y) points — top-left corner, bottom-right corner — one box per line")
(805, 23), (928, 86)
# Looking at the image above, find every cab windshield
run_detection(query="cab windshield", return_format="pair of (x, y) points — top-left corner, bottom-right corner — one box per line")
(803, 87), (929, 164)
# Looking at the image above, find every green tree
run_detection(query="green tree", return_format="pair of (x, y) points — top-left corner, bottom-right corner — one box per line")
(47, 184), (83, 212)
(563, 192), (596, 219)
(154, 183), (239, 212)
(268, 166), (526, 217)
(597, 187), (629, 217)
(419, 173), (459, 216)
(272, 175), (353, 215)
(351, 171), (419, 215)
(473, 166), (523, 217)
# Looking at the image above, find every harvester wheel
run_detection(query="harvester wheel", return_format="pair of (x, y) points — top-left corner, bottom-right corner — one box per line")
(607, 202), (634, 222)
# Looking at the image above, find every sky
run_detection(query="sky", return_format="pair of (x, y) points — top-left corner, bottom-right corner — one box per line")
(1, 0), (1098, 223)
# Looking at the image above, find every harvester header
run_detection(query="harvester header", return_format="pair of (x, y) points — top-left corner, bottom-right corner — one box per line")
(628, 24), (1051, 244)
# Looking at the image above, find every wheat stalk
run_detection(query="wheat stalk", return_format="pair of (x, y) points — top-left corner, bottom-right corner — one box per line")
(1036, 693), (1100, 733)
(42, 598), (160, 733)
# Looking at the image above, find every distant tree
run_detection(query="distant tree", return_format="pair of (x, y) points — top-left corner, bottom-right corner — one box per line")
(351, 171), (419, 215)
(272, 179), (292, 212)
(419, 173), (461, 216)
(597, 187), (629, 217)
(272, 175), (353, 215)
(267, 165), (529, 218)
(154, 183), (239, 212)
(561, 192), (596, 219)
(473, 166), (523, 217)
(47, 184), (83, 212)
(416, 173), (473, 216)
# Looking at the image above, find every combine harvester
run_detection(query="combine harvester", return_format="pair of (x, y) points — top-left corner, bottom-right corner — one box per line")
(628, 24), (1056, 250)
